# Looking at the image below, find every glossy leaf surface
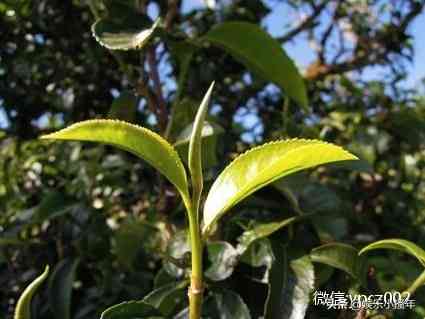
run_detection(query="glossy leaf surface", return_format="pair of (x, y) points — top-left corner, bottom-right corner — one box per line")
(265, 243), (314, 319)
(48, 258), (79, 319)
(203, 289), (252, 319)
(100, 301), (163, 319)
(92, 17), (160, 50)
(202, 22), (308, 108)
(359, 239), (425, 267)
(143, 281), (188, 316)
(41, 120), (189, 201)
(237, 216), (299, 255)
(205, 241), (238, 281)
(188, 82), (214, 211)
(14, 266), (49, 319)
(311, 243), (366, 280)
(203, 139), (358, 234)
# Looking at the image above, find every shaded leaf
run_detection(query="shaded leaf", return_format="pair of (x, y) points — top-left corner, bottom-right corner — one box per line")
(359, 239), (425, 267)
(203, 139), (358, 235)
(40, 120), (190, 203)
(203, 289), (251, 319)
(34, 191), (74, 222)
(48, 258), (80, 319)
(143, 281), (188, 316)
(265, 243), (314, 319)
(14, 266), (49, 319)
(237, 216), (300, 255)
(92, 16), (160, 51)
(205, 241), (238, 281)
(311, 243), (367, 281)
(100, 301), (163, 319)
(108, 91), (138, 123)
(202, 22), (308, 108)
(175, 121), (224, 169)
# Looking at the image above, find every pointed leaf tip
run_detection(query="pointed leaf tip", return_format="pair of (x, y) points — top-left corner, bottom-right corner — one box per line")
(202, 139), (357, 235)
(188, 82), (215, 210)
(40, 119), (189, 202)
(14, 266), (49, 319)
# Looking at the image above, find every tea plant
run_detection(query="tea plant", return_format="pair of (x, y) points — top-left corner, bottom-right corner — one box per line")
(11, 2), (425, 319)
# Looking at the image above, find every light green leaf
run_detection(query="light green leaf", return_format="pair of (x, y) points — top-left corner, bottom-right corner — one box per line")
(100, 301), (163, 319)
(92, 17), (160, 50)
(202, 22), (308, 108)
(311, 243), (367, 281)
(203, 139), (358, 235)
(359, 239), (425, 267)
(48, 258), (80, 319)
(14, 265), (49, 319)
(188, 82), (215, 213)
(40, 120), (190, 203)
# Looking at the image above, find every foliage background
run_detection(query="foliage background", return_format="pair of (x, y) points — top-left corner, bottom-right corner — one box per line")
(1, 0), (425, 318)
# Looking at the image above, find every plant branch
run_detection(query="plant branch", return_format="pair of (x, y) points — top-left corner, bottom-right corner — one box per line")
(147, 47), (168, 132)
(405, 269), (425, 296)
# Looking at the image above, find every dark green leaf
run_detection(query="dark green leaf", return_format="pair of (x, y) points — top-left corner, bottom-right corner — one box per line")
(143, 281), (188, 316)
(108, 91), (138, 123)
(100, 301), (163, 319)
(202, 289), (251, 319)
(202, 22), (308, 108)
(205, 241), (238, 281)
(265, 243), (314, 319)
(48, 258), (80, 319)
(311, 243), (367, 281)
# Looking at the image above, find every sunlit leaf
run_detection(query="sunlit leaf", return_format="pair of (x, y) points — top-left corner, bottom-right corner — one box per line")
(92, 17), (160, 51)
(311, 243), (367, 281)
(48, 258), (79, 319)
(188, 82), (215, 212)
(359, 239), (425, 267)
(14, 266), (49, 319)
(202, 22), (308, 108)
(100, 301), (163, 319)
(40, 120), (190, 203)
(203, 139), (358, 235)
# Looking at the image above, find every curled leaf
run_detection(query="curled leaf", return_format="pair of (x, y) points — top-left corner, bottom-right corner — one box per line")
(14, 266), (49, 319)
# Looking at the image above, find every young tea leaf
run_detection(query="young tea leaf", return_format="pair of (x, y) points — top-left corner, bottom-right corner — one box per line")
(202, 139), (358, 235)
(359, 239), (425, 267)
(202, 22), (308, 108)
(14, 265), (49, 319)
(40, 120), (190, 203)
(188, 82), (215, 213)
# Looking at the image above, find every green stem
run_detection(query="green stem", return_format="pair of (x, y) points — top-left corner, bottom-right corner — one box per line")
(405, 269), (425, 296)
(184, 198), (203, 319)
